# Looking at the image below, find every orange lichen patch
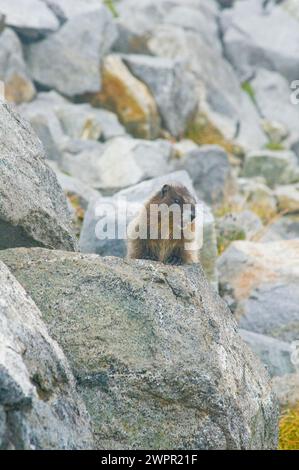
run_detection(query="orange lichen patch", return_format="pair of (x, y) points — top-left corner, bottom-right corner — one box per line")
(5, 74), (36, 104)
(67, 194), (84, 222)
(87, 55), (160, 139)
(279, 404), (299, 450)
(233, 266), (277, 301)
(185, 112), (238, 155)
(226, 240), (299, 301)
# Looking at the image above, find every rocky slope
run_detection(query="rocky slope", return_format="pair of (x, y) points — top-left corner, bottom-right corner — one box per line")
(1, 0), (299, 449)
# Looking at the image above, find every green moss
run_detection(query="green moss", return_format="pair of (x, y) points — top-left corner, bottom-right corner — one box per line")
(265, 141), (285, 151)
(241, 81), (255, 103)
(185, 113), (236, 154)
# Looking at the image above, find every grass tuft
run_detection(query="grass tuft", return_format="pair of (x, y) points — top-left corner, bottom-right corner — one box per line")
(279, 404), (299, 450)
(103, 0), (118, 17)
(241, 81), (256, 103)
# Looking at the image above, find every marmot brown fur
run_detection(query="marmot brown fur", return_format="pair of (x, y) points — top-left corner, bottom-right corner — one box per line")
(127, 183), (199, 265)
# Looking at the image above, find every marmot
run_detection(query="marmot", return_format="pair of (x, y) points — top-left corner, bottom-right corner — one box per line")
(127, 183), (199, 265)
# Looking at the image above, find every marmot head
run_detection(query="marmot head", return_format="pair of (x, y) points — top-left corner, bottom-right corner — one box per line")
(147, 183), (197, 238)
(159, 184), (196, 220)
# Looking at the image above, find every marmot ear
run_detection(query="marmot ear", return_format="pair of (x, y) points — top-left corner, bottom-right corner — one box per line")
(161, 184), (170, 197)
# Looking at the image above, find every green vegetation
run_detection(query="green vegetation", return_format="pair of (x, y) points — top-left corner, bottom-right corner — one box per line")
(214, 202), (242, 218)
(265, 141), (285, 151)
(279, 404), (299, 450)
(185, 113), (236, 154)
(217, 228), (246, 255)
(241, 81), (256, 103)
(103, 0), (118, 17)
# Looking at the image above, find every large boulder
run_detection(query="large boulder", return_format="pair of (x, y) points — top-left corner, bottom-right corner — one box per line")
(46, 160), (100, 211)
(272, 373), (299, 408)
(79, 171), (218, 288)
(61, 137), (173, 193)
(237, 177), (277, 221)
(114, 0), (266, 150)
(29, 91), (126, 141)
(216, 210), (263, 253)
(217, 240), (299, 342)
(56, 103), (126, 142)
(147, 23), (266, 150)
(122, 54), (198, 137)
(250, 69), (299, 150)
(274, 184), (299, 213)
(242, 150), (299, 187)
(0, 28), (36, 104)
(19, 92), (126, 162)
(25, 8), (117, 97)
(164, 4), (220, 46)
(115, 0), (265, 148)
(18, 91), (69, 162)
(260, 214), (299, 242)
(0, 0), (59, 38)
(41, 0), (104, 20)
(0, 101), (77, 250)
(220, 1), (299, 82)
(0, 261), (93, 449)
(0, 248), (279, 450)
(57, 139), (106, 189)
(115, 0), (219, 55)
(240, 329), (296, 378)
(87, 55), (161, 139)
(174, 145), (237, 206)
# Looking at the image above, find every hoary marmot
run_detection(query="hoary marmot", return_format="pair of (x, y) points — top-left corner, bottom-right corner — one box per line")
(127, 183), (199, 265)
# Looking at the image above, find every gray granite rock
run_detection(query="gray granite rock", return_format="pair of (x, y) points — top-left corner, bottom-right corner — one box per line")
(122, 54), (198, 137)
(114, 0), (266, 150)
(0, 0), (59, 38)
(175, 145), (237, 206)
(240, 329), (296, 377)
(260, 214), (299, 242)
(217, 240), (299, 342)
(216, 210), (263, 253)
(243, 150), (299, 187)
(61, 137), (173, 193)
(0, 261), (93, 449)
(41, 0), (102, 20)
(0, 28), (35, 104)
(251, 68), (299, 150)
(220, 0), (299, 82)
(18, 94), (67, 161)
(0, 248), (279, 450)
(0, 102), (77, 250)
(25, 7), (118, 96)
(56, 102), (126, 141)
(47, 160), (100, 210)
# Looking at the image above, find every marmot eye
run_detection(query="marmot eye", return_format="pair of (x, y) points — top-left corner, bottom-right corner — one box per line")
(174, 198), (180, 204)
